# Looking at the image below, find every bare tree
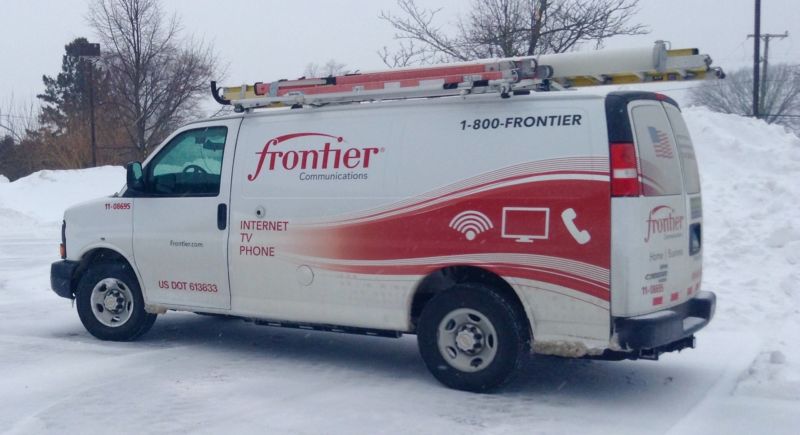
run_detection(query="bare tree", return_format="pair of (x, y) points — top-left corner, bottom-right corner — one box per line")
(690, 65), (800, 133)
(0, 97), (42, 179)
(89, 0), (219, 157)
(0, 96), (39, 144)
(304, 59), (348, 78)
(1, 96), (103, 176)
(379, 0), (647, 66)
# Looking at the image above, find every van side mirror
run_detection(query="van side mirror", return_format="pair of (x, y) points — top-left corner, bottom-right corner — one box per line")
(126, 161), (145, 193)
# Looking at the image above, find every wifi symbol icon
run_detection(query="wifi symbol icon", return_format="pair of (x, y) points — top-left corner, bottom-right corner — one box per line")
(449, 210), (494, 241)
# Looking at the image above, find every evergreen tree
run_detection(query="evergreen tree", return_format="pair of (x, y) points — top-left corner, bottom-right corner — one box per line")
(38, 38), (105, 135)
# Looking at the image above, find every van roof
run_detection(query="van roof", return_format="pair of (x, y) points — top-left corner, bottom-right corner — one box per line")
(186, 88), (668, 127)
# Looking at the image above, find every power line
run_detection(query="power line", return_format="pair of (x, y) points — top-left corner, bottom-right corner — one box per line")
(0, 114), (38, 121)
(748, 30), (790, 118)
(716, 38), (750, 64)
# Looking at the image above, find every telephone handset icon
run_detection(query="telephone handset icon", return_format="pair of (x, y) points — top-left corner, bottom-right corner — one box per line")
(561, 208), (591, 245)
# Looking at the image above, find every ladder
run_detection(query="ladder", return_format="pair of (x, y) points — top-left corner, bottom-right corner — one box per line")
(211, 41), (724, 111)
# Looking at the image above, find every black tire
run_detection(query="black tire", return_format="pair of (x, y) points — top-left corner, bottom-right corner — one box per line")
(417, 283), (530, 392)
(76, 262), (157, 341)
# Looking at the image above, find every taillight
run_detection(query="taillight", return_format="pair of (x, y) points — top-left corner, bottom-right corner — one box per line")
(610, 142), (641, 197)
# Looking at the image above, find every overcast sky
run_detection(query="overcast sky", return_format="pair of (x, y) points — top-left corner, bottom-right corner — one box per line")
(1, 0), (798, 115)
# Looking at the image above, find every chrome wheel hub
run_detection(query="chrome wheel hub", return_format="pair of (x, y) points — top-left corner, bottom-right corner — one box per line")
(103, 291), (125, 313)
(90, 278), (134, 327)
(455, 324), (483, 354)
(437, 308), (498, 373)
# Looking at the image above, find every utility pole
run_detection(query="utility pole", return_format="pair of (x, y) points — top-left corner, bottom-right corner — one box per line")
(66, 41), (101, 167)
(747, 31), (789, 115)
(751, 0), (761, 118)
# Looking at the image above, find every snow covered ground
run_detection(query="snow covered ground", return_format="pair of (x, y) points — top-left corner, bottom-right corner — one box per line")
(1, 108), (799, 434)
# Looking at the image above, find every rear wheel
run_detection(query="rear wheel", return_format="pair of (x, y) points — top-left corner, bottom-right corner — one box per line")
(417, 283), (530, 392)
(76, 262), (156, 341)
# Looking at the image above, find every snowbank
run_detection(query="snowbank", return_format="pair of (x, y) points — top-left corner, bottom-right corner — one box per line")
(685, 108), (800, 324)
(0, 166), (124, 225)
(0, 174), (9, 184)
(683, 107), (800, 402)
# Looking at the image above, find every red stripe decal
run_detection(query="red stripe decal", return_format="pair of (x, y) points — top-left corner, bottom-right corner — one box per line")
(652, 296), (664, 306)
(281, 161), (612, 306)
(320, 169), (608, 226)
(299, 157), (609, 226)
(301, 261), (610, 301)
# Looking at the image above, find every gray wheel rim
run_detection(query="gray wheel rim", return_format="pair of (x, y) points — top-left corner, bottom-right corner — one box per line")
(89, 278), (135, 328)
(436, 308), (499, 373)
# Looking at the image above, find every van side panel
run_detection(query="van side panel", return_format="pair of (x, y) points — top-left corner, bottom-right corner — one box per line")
(228, 96), (611, 349)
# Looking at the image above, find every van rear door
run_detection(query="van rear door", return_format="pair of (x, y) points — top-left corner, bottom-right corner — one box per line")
(663, 102), (703, 301)
(609, 96), (694, 317)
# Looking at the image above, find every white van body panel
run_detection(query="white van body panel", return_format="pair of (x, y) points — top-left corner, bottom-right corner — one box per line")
(64, 197), (132, 263)
(227, 94), (613, 348)
(131, 118), (241, 310)
(57, 90), (712, 358)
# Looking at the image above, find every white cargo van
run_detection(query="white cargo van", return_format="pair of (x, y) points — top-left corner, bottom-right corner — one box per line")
(51, 46), (717, 392)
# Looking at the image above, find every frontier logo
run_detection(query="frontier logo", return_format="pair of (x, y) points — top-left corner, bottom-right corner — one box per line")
(644, 205), (684, 243)
(248, 132), (382, 181)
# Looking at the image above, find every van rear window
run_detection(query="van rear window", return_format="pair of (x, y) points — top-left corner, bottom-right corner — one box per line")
(630, 104), (683, 196)
(664, 104), (701, 194)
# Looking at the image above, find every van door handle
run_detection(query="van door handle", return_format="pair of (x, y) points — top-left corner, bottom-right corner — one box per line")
(217, 203), (227, 230)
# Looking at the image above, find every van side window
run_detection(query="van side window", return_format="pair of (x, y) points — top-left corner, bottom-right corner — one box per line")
(631, 105), (683, 196)
(663, 105), (701, 194)
(144, 127), (227, 196)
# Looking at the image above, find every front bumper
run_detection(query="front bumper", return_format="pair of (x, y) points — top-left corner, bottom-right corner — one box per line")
(614, 290), (716, 350)
(51, 260), (79, 299)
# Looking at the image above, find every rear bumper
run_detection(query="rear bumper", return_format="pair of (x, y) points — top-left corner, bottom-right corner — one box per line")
(51, 260), (79, 299)
(614, 290), (716, 350)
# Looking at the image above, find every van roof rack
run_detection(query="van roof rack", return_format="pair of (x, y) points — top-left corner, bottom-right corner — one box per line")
(211, 41), (724, 112)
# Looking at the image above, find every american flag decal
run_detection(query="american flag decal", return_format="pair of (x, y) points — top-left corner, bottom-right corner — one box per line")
(648, 126), (674, 158)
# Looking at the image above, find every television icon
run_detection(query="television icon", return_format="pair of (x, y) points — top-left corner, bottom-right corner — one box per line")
(501, 207), (550, 243)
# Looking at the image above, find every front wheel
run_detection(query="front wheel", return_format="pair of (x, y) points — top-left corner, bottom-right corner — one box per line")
(76, 262), (157, 341)
(417, 284), (531, 392)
